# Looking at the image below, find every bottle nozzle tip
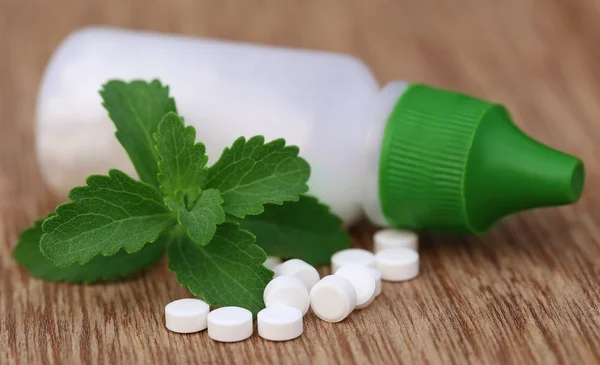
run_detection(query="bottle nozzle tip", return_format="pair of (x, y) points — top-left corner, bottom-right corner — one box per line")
(464, 106), (586, 233)
(567, 159), (585, 202)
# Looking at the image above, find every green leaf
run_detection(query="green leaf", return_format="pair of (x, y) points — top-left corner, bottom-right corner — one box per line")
(101, 79), (177, 189)
(206, 136), (310, 218)
(167, 222), (273, 315)
(155, 112), (208, 208)
(165, 189), (225, 246)
(237, 195), (351, 266)
(13, 217), (166, 283)
(40, 169), (176, 267)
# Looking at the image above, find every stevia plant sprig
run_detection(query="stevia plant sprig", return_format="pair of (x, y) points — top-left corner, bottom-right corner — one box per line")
(13, 80), (350, 314)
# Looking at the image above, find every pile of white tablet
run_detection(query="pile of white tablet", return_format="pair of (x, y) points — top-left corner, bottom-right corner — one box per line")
(165, 228), (419, 342)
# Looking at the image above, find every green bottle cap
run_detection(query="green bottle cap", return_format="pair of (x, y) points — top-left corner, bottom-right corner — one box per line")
(379, 84), (585, 234)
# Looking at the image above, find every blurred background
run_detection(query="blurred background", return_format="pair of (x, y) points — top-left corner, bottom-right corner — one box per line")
(2, 0), (598, 231)
(1, 1), (599, 364)
(2, 0), (599, 225)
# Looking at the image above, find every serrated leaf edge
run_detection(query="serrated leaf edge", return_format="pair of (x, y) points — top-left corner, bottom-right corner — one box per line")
(166, 222), (274, 313)
(206, 135), (311, 219)
(164, 190), (226, 246)
(153, 111), (210, 202)
(40, 169), (174, 266)
(14, 216), (166, 283)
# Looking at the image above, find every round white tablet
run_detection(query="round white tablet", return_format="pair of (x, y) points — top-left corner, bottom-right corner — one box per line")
(373, 229), (418, 252)
(165, 298), (210, 333)
(330, 248), (376, 273)
(275, 259), (320, 291)
(207, 307), (253, 342)
(334, 265), (377, 309)
(263, 256), (282, 270)
(257, 306), (303, 341)
(375, 248), (420, 282)
(263, 275), (310, 315)
(369, 268), (382, 296)
(310, 275), (357, 322)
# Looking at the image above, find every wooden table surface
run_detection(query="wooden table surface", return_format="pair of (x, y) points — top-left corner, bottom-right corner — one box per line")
(1, 0), (599, 364)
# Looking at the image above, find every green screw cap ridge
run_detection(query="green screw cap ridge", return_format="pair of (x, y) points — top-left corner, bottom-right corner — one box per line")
(379, 84), (585, 234)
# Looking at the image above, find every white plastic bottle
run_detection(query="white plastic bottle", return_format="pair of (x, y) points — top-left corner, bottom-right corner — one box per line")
(36, 26), (584, 234)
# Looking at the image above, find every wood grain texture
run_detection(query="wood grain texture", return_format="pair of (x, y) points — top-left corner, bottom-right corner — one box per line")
(1, 0), (599, 364)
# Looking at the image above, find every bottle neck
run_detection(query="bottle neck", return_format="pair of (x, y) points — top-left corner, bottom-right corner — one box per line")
(361, 81), (409, 226)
